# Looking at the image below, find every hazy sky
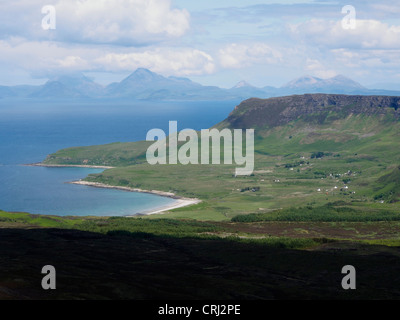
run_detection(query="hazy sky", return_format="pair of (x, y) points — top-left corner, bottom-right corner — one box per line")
(1, 0), (400, 88)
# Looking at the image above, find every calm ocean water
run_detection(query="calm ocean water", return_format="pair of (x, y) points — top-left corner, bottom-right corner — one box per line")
(0, 99), (238, 216)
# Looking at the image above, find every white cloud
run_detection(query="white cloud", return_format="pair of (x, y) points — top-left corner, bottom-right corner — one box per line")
(57, 55), (89, 68)
(289, 19), (400, 50)
(60, 0), (190, 44)
(305, 59), (337, 79)
(370, 3), (400, 16)
(218, 43), (282, 69)
(2, 1), (400, 86)
(0, 39), (95, 73)
(0, 39), (215, 77)
(332, 48), (400, 69)
(96, 48), (215, 76)
(0, 0), (190, 45)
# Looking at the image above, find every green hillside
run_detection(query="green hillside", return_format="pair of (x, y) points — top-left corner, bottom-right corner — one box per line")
(41, 94), (400, 220)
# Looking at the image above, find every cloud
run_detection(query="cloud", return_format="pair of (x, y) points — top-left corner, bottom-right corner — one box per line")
(96, 48), (215, 76)
(289, 19), (400, 50)
(0, 39), (215, 77)
(305, 59), (337, 79)
(0, 0), (190, 46)
(332, 48), (400, 69)
(1, 0), (400, 87)
(56, 55), (89, 69)
(218, 43), (282, 69)
(0, 39), (94, 73)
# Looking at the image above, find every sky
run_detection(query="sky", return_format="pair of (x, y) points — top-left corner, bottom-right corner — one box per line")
(0, 0), (400, 88)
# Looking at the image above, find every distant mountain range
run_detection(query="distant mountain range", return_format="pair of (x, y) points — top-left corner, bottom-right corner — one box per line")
(1, 68), (399, 101)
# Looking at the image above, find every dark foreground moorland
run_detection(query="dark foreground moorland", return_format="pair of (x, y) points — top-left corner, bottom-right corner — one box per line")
(1, 222), (400, 300)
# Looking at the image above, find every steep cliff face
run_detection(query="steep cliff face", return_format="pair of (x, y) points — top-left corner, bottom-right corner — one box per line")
(221, 94), (400, 130)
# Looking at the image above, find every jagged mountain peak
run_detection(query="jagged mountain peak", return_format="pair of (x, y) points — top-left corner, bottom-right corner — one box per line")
(282, 75), (322, 88)
(281, 74), (366, 93)
(47, 73), (101, 88)
(123, 68), (165, 82)
(232, 80), (255, 89)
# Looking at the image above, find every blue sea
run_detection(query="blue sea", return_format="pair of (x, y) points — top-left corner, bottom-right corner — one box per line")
(0, 99), (238, 216)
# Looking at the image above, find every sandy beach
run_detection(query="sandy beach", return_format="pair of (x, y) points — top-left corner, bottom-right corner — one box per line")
(26, 163), (201, 215)
(69, 180), (201, 216)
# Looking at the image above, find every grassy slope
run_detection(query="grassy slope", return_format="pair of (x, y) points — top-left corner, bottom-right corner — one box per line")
(2, 209), (400, 245)
(41, 111), (400, 221)
(42, 141), (152, 167)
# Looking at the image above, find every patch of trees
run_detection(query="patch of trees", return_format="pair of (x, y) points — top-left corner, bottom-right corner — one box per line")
(311, 151), (325, 159)
(240, 186), (260, 192)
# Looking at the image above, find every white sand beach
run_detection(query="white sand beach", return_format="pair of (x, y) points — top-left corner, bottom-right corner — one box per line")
(69, 180), (201, 216)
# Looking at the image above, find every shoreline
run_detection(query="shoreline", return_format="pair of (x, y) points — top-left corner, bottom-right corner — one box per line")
(24, 163), (115, 169)
(69, 180), (201, 216)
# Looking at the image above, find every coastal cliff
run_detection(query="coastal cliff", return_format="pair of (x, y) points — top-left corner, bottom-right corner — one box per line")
(219, 94), (400, 130)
